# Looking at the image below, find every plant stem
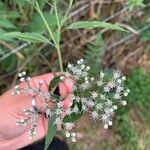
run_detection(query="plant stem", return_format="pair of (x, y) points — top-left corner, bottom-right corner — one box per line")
(61, 0), (74, 26)
(36, 2), (63, 72)
(54, 1), (60, 28)
(56, 45), (63, 72)
(36, 2), (56, 45)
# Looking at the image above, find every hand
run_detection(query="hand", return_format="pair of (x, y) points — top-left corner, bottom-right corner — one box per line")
(0, 73), (74, 150)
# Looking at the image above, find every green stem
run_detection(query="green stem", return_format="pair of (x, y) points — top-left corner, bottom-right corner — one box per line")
(61, 0), (74, 26)
(36, 2), (56, 45)
(54, 1), (60, 28)
(56, 45), (63, 72)
(36, 2), (63, 72)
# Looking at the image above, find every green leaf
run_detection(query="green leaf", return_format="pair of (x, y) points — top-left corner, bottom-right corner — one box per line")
(49, 76), (61, 91)
(0, 29), (14, 42)
(140, 31), (150, 41)
(27, 12), (62, 33)
(0, 32), (50, 43)
(127, 0), (144, 11)
(1, 55), (17, 72)
(63, 111), (83, 123)
(8, 11), (20, 19)
(0, 18), (17, 29)
(0, 47), (5, 56)
(67, 21), (127, 32)
(44, 107), (57, 150)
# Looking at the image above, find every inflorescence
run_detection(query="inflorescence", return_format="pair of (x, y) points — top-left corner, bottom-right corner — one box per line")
(12, 59), (130, 141)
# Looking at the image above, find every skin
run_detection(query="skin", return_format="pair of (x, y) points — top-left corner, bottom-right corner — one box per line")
(0, 73), (74, 150)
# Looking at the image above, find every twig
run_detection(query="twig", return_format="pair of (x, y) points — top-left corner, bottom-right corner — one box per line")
(103, 24), (150, 53)
(0, 42), (30, 61)
(0, 40), (25, 59)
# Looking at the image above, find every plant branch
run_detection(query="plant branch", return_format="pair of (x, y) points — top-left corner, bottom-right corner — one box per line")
(36, 1), (63, 72)
(0, 40), (25, 59)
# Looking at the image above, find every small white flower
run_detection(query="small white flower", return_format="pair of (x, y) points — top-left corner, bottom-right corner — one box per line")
(55, 108), (61, 115)
(117, 79), (122, 84)
(71, 137), (76, 142)
(65, 131), (71, 138)
(32, 98), (36, 106)
(87, 100), (95, 107)
(60, 76), (64, 80)
(97, 80), (103, 86)
(104, 124), (108, 129)
(66, 108), (72, 115)
(116, 86), (123, 93)
(113, 70), (121, 79)
(15, 85), (19, 89)
(104, 86), (109, 92)
(122, 76), (126, 81)
(85, 77), (88, 81)
(96, 103), (103, 110)
(113, 105), (118, 110)
(82, 105), (87, 111)
(22, 71), (26, 76)
(126, 89), (130, 93)
(86, 66), (90, 70)
(110, 108), (114, 112)
(85, 80), (89, 84)
(108, 81), (115, 88)
(106, 100), (112, 106)
(71, 132), (76, 138)
(65, 123), (74, 130)
(91, 91), (98, 98)
(114, 94), (120, 99)
(45, 109), (51, 118)
(18, 73), (22, 77)
(55, 118), (61, 125)
(100, 71), (105, 78)
(57, 102), (63, 108)
(90, 77), (94, 81)
(100, 94), (105, 99)
(20, 77), (25, 82)
(72, 106), (79, 114)
(124, 93), (128, 96)
(121, 100), (127, 106)
(21, 119), (25, 123)
(80, 59), (83, 63)
(68, 63), (72, 69)
(108, 121), (113, 126)
(91, 111), (99, 120)
(81, 64), (85, 69)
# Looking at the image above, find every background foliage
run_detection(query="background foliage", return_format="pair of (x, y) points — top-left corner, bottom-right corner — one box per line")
(0, 0), (150, 150)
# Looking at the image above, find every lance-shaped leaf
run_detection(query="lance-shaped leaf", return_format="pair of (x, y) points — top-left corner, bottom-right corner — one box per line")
(44, 107), (57, 150)
(0, 32), (50, 43)
(44, 75), (62, 150)
(67, 21), (127, 32)
(49, 76), (61, 91)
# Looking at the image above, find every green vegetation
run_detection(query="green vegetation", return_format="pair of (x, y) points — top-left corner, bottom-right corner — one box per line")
(0, 0), (150, 150)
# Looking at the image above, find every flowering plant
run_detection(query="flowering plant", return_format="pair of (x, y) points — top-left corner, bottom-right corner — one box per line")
(12, 59), (130, 149)
(7, 0), (131, 150)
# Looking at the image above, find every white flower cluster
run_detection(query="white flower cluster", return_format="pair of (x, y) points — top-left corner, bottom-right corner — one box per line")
(13, 71), (54, 139)
(12, 59), (130, 141)
(63, 59), (130, 129)
(12, 71), (76, 141)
